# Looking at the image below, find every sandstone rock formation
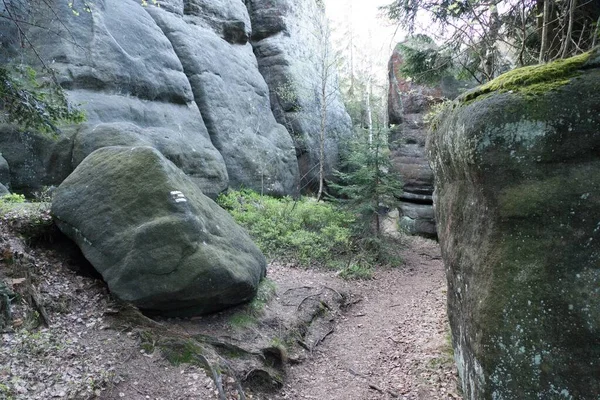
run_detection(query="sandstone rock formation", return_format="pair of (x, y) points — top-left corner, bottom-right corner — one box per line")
(0, 154), (10, 189)
(387, 44), (464, 237)
(247, 0), (352, 191)
(147, 0), (299, 195)
(428, 53), (600, 398)
(52, 146), (266, 316)
(3, 0), (230, 196)
(0, 0), (350, 197)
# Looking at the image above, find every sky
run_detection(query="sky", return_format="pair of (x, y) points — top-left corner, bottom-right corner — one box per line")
(323, 0), (406, 85)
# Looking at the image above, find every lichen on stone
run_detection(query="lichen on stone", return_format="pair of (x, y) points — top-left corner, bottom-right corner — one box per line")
(460, 51), (593, 103)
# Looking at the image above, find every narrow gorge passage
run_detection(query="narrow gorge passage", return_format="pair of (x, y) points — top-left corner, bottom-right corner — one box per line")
(270, 237), (461, 400)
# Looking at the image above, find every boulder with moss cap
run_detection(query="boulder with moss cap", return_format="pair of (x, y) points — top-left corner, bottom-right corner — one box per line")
(51, 146), (267, 316)
(428, 51), (600, 399)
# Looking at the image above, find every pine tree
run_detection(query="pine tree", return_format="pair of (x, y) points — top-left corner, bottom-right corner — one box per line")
(332, 127), (403, 240)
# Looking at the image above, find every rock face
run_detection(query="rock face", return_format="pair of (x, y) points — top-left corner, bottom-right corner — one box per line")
(3, 0), (230, 196)
(0, 125), (76, 195)
(428, 59), (600, 398)
(0, 0), (353, 197)
(387, 46), (444, 237)
(0, 154), (10, 188)
(0, 0), (345, 197)
(52, 146), (267, 316)
(388, 44), (471, 237)
(147, 0), (299, 195)
(247, 0), (353, 191)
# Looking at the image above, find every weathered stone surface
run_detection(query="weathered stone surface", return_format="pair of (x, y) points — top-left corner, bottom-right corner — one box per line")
(0, 184), (9, 196)
(388, 45), (442, 237)
(52, 146), (266, 316)
(247, 0), (352, 192)
(428, 65), (600, 398)
(2, 0), (230, 195)
(0, 125), (76, 194)
(398, 202), (436, 237)
(148, 2), (299, 196)
(71, 115), (228, 198)
(0, 155), (9, 188)
(0, 0), (355, 197)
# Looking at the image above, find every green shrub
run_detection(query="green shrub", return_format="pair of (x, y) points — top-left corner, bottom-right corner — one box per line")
(217, 189), (353, 267)
(338, 262), (374, 280)
(0, 193), (26, 204)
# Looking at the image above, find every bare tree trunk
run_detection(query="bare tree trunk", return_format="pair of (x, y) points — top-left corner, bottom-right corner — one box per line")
(592, 15), (600, 48)
(373, 131), (381, 236)
(317, 89), (326, 201)
(348, 2), (355, 96)
(539, 0), (551, 63)
(317, 25), (329, 201)
(366, 83), (373, 144)
(518, 0), (528, 66)
(562, 0), (576, 58)
(365, 50), (373, 143)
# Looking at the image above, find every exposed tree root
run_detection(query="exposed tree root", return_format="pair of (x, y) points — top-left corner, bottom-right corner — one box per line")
(104, 281), (350, 398)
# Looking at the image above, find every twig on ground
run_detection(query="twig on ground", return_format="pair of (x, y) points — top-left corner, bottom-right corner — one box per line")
(313, 326), (334, 348)
(196, 354), (227, 400)
(368, 383), (384, 393)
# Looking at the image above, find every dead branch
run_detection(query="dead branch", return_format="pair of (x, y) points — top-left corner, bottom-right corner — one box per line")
(27, 283), (50, 326)
(313, 326), (334, 348)
(368, 383), (384, 393)
(196, 354), (227, 400)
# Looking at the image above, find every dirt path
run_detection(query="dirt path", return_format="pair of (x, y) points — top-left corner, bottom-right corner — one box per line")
(270, 237), (461, 400)
(1, 216), (461, 400)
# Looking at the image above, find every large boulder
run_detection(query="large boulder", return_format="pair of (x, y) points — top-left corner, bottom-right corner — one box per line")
(428, 55), (600, 398)
(51, 146), (267, 316)
(247, 0), (352, 192)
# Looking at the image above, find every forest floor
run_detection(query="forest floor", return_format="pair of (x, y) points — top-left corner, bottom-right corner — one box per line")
(268, 237), (462, 400)
(0, 209), (461, 400)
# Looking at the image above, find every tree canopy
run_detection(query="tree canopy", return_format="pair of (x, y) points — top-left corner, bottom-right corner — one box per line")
(381, 0), (600, 83)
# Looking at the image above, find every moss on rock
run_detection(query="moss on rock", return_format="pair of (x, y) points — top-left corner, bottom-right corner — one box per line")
(461, 51), (593, 103)
(428, 63), (600, 398)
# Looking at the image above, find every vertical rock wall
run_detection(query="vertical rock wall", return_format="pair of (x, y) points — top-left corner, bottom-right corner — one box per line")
(147, 0), (299, 196)
(247, 0), (352, 192)
(0, 0), (351, 197)
(388, 46), (442, 237)
(2, 0), (231, 196)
